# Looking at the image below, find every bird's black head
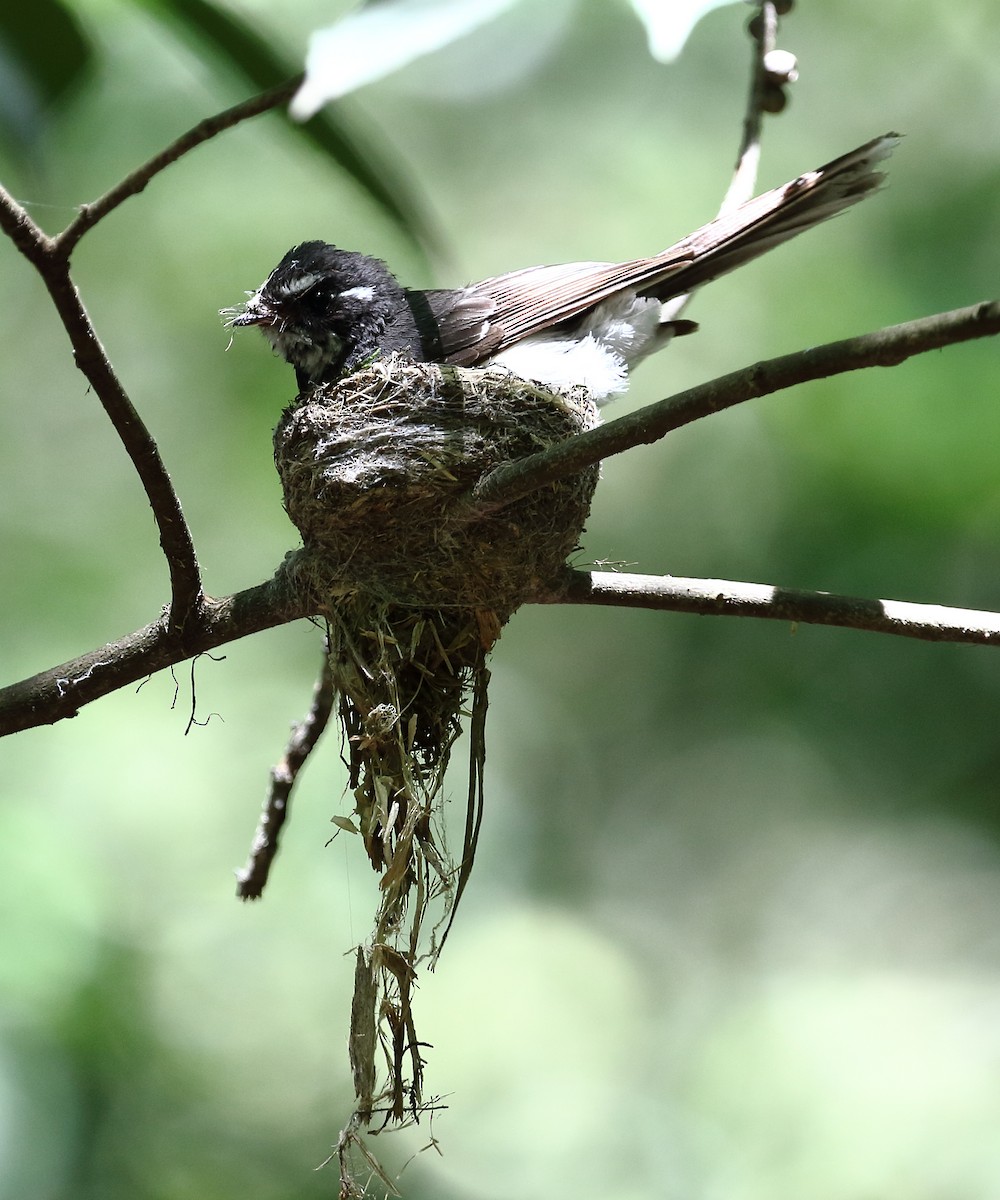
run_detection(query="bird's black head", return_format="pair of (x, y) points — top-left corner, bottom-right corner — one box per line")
(227, 241), (406, 388)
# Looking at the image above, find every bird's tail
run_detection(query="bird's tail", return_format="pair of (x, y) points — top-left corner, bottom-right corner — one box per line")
(643, 133), (901, 300)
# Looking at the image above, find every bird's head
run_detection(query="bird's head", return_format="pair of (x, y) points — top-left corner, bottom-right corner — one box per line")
(224, 241), (403, 385)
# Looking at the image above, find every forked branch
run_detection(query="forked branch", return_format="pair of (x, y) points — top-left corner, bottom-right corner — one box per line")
(0, 77), (302, 633)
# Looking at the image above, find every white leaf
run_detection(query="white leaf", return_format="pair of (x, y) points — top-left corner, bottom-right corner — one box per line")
(627, 0), (744, 63)
(291, 0), (525, 120)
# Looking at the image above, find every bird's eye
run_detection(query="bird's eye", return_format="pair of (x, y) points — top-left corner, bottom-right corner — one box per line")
(304, 282), (335, 307)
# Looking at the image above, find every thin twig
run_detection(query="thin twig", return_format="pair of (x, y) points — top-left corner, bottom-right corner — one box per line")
(236, 647), (336, 899)
(720, 1), (777, 215)
(56, 77), (301, 254)
(458, 301), (1000, 520)
(547, 569), (1000, 647)
(660, 1), (776, 329)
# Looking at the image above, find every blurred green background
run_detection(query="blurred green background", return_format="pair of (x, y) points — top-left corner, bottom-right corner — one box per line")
(3, 2), (1000, 1197)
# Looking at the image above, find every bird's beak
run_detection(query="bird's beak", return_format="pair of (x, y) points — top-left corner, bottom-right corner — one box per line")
(229, 294), (274, 328)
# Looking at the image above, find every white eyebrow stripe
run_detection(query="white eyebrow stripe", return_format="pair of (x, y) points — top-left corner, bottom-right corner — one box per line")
(278, 270), (326, 296)
(339, 286), (375, 301)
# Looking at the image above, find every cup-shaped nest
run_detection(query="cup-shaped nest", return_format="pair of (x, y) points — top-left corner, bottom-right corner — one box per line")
(273, 355), (600, 614)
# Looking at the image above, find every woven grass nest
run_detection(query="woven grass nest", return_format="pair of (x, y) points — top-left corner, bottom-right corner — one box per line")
(271, 355), (600, 1156)
(273, 354), (600, 615)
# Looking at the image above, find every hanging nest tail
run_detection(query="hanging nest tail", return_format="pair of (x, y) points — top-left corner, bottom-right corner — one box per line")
(272, 354), (599, 1144)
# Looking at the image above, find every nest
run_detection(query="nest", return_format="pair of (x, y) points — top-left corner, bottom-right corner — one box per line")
(274, 355), (600, 614)
(271, 355), (599, 1172)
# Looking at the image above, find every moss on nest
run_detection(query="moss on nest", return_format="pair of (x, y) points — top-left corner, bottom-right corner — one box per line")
(273, 354), (600, 614)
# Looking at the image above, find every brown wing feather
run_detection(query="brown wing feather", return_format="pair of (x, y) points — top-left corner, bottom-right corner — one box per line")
(439, 133), (898, 367)
(417, 289), (501, 359)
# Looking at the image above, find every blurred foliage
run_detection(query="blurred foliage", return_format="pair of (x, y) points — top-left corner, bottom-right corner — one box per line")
(0, 0), (433, 246)
(0, 0), (92, 160)
(2, 2), (1000, 1199)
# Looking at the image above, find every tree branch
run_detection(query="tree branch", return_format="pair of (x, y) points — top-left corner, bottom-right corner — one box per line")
(458, 301), (1000, 520)
(10, 520), (1000, 742)
(0, 181), (52, 262)
(235, 647), (336, 900)
(0, 570), (310, 738)
(548, 569), (1000, 646)
(723, 0), (776, 213)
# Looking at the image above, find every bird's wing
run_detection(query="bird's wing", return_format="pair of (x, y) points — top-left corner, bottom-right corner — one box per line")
(431, 133), (898, 367)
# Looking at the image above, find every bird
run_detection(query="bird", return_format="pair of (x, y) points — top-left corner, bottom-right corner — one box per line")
(227, 133), (898, 402)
